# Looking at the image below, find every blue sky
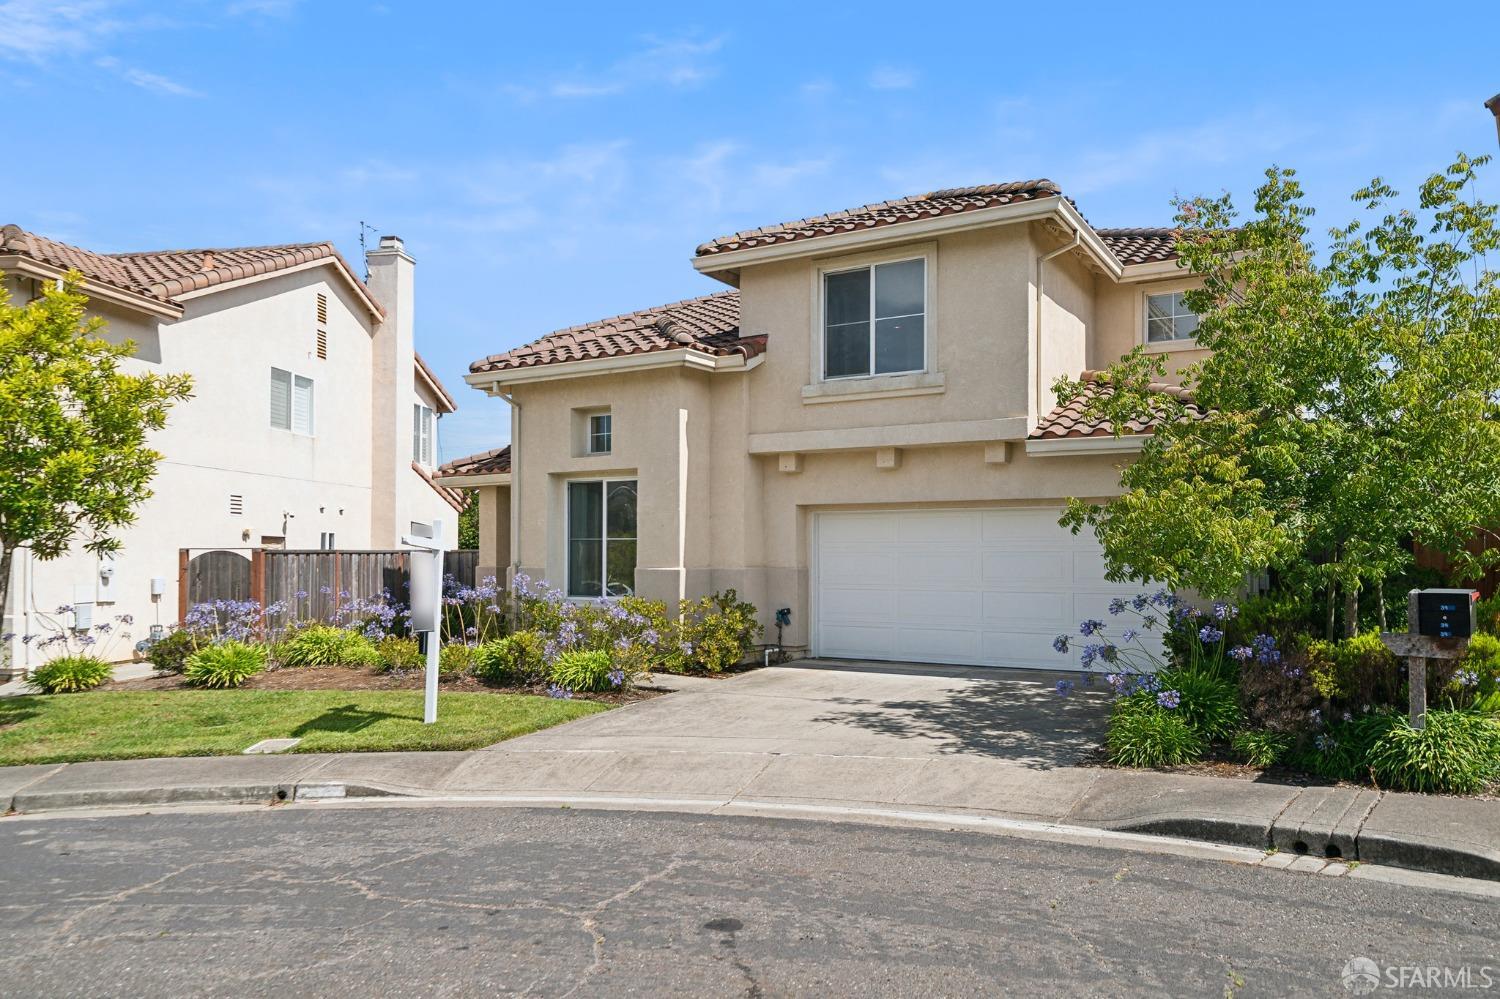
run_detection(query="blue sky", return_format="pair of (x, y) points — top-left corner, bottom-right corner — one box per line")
(4, 0), (1499, 460)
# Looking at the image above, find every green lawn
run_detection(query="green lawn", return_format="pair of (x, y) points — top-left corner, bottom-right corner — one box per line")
(0, 690), (608, 767)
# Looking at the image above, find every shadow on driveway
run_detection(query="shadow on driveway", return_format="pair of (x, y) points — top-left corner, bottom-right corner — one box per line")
(799, 660), (1110, 769)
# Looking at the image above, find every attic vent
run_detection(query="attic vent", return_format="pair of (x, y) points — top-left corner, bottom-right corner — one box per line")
(316, 292), (328, 325)
(316, 328), (328, 360)
(229, 494), (244, 516)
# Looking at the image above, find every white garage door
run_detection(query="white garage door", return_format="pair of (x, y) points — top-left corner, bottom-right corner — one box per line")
(813, 507), (1140, 669)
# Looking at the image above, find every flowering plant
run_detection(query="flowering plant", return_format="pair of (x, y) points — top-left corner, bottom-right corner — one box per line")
(7, 606), (135, 664)
(1053, 590), (1280, 704)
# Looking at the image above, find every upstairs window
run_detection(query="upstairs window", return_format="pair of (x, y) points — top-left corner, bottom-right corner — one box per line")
(270, 367), (314, 434)
(823, 257), (925, 379)
(413, 403), (435, 466)
(1145, 291), (1201, 344)
(588, 413), (612, 454)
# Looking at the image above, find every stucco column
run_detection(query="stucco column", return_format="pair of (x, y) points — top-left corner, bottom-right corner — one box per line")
(364, 236), (416, 547)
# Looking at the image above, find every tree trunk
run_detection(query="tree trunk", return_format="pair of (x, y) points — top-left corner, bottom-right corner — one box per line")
(1377, 587), (1387, 632)
(1325, 585), (1337, 640)
(1344, 586), (1360, 638)
(0, 543), (13, 673)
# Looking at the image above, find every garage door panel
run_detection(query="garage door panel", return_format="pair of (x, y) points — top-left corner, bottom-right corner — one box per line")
(896, 626), (980, 661)
(820, 513), (898, 545)
(898, 588), (982, 623)
(897, 549), (981, 584)
(820, 550), (896, 585)
(820, 624), (896, 660)
(981, 590), (1075, 630)
(897, 510), (981, 544)
(981, 508), (1067, 542)
(817, 507), (1144, 669)
(820, 587), (896, 622)
(981, 549), (1071, 585)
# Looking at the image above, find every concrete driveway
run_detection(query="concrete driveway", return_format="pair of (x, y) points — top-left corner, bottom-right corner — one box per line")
(504, 659), (1109, 768)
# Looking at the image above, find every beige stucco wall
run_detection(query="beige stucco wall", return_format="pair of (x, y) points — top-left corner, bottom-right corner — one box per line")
(1092, 275), (1211, 382)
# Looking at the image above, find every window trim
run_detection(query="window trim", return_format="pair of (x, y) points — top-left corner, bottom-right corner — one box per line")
(811, 242), (937, 386)
(564, 477), (638, 600)
(587, 412), (613, 455)
(413, 402), (435, 467)
(1140, 284), (1203, 353)
(270, 366), (315, 436)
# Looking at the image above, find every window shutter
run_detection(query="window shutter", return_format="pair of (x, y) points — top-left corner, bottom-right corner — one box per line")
(292, 375), (314, 434)
(423, 407), (434, 465)
(269, 368), (291, 430)
(316, 329), (328, 360)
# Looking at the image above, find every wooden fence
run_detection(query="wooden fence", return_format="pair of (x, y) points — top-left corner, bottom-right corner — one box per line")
(178, 548), (480, 626)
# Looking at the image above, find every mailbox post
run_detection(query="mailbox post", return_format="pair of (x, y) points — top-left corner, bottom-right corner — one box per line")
(1379, 588), (1477, 730)
(402, 518), (445, 725)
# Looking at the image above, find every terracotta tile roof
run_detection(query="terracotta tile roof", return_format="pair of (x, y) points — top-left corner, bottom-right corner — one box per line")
(1030, 370), (1207, 440)
(1, 223), (379, 313)
(1096, 228), (1181, 266)
(414, 352), (457, 413)
(438, 445), (511, 479)
(695, 181), (1062, 257)
(412, 461), (468, 512)
(469, 290), (763, 374)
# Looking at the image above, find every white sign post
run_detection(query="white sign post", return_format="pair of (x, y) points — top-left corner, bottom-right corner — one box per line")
(402, 518), (444, 725)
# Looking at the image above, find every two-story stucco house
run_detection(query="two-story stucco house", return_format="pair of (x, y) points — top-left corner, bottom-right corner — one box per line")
(1, 230), (462, 674)
(450, 180), (1208, 669)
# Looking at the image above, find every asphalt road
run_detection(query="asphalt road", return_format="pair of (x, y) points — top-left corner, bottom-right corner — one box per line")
(0, 805), (1494, 998)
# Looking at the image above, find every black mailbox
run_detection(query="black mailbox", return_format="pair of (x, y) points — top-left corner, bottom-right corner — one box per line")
(1413, 589), (1478, 639)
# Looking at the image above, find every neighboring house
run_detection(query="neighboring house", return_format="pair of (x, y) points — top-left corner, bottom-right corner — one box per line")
(458, 180), (1211, 668)
(1, 230), (461, 674)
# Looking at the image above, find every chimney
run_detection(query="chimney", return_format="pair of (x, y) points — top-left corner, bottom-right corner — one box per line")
(1488, 94), (1500, 148)
(364, 234), (416, 546)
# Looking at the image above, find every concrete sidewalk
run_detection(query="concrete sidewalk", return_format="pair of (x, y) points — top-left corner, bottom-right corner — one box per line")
(2, 662), (1497, 881)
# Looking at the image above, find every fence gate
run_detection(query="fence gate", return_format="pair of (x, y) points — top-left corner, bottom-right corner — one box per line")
(178, 548), (480, 626)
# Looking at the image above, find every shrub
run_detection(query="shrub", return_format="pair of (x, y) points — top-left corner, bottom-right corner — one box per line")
(1476, 592), (1500, 635)
(1452, 633), (1500, 708)
(1158, 668), (1241, 741)
(183, 641), (267, 689)
(438, 642), (473, 678)
(677, 589), (761, 673)
(374, 635), (423, 673)
(1304, 631), (1398, 709)
(28, 655), (113, 694)
(1231, 729), (1292, 768)
(1237, 639), (1322, 734)
(473, 631), (545, 686)
(1290, 711), (1400, 782)
(549, 648), (619, 692)
(277, 625), (381, 669)
(1366, 710), (1500, 794)
(1105, 696), (1205, 768)
(146, 629), (198, 675)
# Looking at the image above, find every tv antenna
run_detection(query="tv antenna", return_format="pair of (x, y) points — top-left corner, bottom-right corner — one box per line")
(359, 221), (379, 277)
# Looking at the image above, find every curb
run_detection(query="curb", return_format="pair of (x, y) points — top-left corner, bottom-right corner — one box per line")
(5, 778), (1498, 885)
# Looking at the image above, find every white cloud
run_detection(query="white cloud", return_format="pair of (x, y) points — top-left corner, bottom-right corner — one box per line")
(0, 0), (120, 61)
(96, 55), (200, 96)
(505, 32), (726, 102)
(868, 65), (917, 91)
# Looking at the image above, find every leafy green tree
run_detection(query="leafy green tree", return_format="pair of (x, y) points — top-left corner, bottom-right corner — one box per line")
(0, 272), (192, 623)
(1058, 154), (1500, 633)
(457, 491), (479, 549)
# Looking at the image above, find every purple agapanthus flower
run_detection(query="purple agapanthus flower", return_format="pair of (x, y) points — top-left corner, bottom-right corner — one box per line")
(1157, 689), (1181, 709)
(1079, 619), (1104, 637)
(1052, 635), (1070, 653)
(1198, 624), (1224, 644)
(1229, 645), (1254, 663)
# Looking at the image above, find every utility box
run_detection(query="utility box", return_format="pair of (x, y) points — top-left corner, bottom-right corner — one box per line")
(1412, 588), (1478, 639)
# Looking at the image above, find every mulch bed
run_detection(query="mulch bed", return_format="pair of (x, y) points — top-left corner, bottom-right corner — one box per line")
(106, 667), (662, 705)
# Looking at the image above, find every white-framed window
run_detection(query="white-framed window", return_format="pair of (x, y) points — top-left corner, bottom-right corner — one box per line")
(588, 413), (612, 454)
(413, 403), (435, 466)
(1145, 291), (1201, 344)
(270, 367), (314, 434)
(566, 478), (637, 598)
(823, 256), (926, 379)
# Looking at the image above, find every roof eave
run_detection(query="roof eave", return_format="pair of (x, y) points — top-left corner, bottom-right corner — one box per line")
(415, 353), (458, 413)
(690, 197), (1124, 280)
(1025, 434), (1149, 456)
(0, 254), (183, 319)
(465, 347), (763, 393)
(170, 255), (384, 320)
(434, 471), (511, 487)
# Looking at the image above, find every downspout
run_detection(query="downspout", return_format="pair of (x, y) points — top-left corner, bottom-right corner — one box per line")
(1034, 225), (1081, 426)
(498, 385), (521, 590)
